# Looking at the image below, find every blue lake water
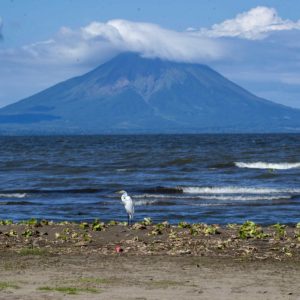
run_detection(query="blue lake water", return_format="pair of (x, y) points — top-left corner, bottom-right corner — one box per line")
(0, 134), (299, 224)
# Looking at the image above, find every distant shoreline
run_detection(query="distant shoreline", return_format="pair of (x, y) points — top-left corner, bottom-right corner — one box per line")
(1, 132), (300, 137)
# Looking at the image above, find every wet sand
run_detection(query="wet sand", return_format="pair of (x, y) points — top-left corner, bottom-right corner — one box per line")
(0, 220), (299, 299)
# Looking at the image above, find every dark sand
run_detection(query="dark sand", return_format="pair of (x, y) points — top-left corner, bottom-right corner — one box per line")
(0, 221), (299, 299)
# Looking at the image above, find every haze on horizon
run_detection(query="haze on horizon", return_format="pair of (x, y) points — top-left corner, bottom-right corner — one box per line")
(0, 0), (300, 109)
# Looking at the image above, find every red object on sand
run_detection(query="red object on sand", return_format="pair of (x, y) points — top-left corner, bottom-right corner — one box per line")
(115, 245), (123, 253)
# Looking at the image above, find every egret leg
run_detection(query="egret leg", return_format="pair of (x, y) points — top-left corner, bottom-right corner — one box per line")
(127, 214), (130, 226)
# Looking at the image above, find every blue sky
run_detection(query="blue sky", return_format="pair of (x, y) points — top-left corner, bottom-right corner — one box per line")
(0, 0), (300, 108)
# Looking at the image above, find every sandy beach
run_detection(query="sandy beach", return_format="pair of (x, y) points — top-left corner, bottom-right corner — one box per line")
(0, 220), (299, 299)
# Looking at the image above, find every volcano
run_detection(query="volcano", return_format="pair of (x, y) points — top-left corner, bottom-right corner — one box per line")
(1, 52), (300, 134)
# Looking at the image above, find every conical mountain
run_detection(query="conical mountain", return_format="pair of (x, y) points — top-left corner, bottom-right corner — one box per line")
(1, 52), (300, 134)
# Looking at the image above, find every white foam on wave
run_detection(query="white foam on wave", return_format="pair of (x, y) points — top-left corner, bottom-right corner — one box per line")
(133, 194), (177, 199)
(235, 162), (300, 170)
(0, 193), (27, 198)
(134, 199), (158, 206)
(194, 195), (291, 201)
(133, 191), (295, 202)
(182, 186), (300, 194)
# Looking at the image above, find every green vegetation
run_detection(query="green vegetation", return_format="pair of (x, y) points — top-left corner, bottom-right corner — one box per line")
(108, 220), (119, 226)
(227, 223), (239, 229)
(92, 219), (105, 231)
(40, 219), (50, 225)
(19, 247), (48, 256)
(0, 219), (13, 225)
(272, 223), (287, 239)
(168, 230), (178, 240)
(203, 224), (220, 235)
(141, 217), (153, 226)
(189, 224), (220, 236)
(79, 222), (89, 229)
(5, 229), (17, 237)
(148, 222), (170, 235)
(0, 281), (19, 290)
(239, 221), (268, 239)
(38, 286), (98, 295)
(55, 232), (67, 241)
(22, 229), (33, 237)
(26, 218), (38, 226)
(294, 223), (300, 241)
(178, 222), (191, 229)
(149, 280), (181, 288)
(79, 277), (112, 284)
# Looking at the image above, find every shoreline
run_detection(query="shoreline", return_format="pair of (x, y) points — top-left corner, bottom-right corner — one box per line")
(0, 220), (299, 299)
(0, 219), (299, 259)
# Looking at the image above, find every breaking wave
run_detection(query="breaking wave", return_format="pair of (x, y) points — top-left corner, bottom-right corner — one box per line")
(134, 199), (158, 206)
(235, 162), (300, 170)
(0, 193), (27, 198)
(182, 186), (300, 194)
(192, 195), (291, 201)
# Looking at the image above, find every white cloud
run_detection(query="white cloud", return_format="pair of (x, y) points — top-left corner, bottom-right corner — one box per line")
(83, 19), (225, 62)
(199, 6), (300, 40)
(2, 19), (225, 67)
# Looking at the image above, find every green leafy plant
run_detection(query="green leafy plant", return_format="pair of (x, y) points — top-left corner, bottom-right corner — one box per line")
(107, 220), (119, 226)
(132, 223), (146, 230)
(239, 221), (268, 239)
(40, 219), (49, 226)
(147, 223), (168, 235)
(0, 220), (13, 225)
(272, 223), (287, 239)
(294, 223), (300, 241)
(79, 222), (89, 229)
(149, 229), (161, 236)
(227, 223), (239, 229)
(82, 232), (92, 242)
(22, 229), (33, 238)
(203, 225), (220, 235)
(92, 219), (105, 231)
(168, 230), (178, 240)
(27, 218), (38, 226)
(189, 223), (219, 236)
(178, 222), (191, 229)
(155, 222), (170, 231)
(57, 221), (70, 225)
(189, 224), (203, 235)
(63, 228), (71, 234)
(141, 217), (153, 226)
(71, 232), (78, 239)
(5, 230), (17, 237)
(55, 232), (68, 241)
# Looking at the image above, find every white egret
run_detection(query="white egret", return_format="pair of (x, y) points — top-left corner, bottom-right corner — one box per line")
(117, 190), (134, 225)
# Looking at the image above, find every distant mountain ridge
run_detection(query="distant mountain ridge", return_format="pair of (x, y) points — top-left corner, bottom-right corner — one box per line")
(1, 52), (300, 134)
